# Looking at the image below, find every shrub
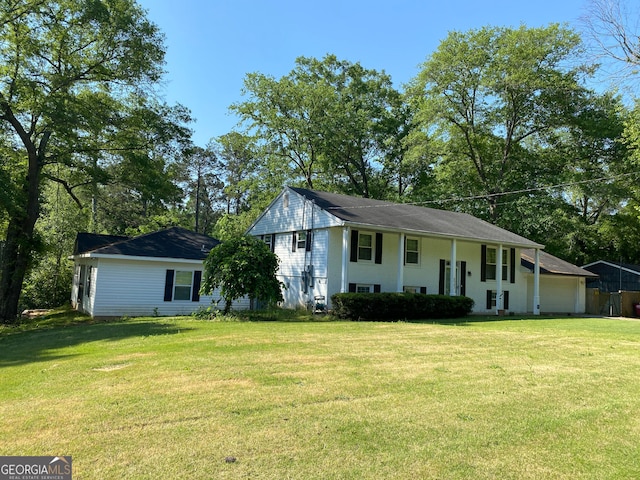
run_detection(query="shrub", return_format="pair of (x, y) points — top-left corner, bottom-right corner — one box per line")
(330, 292), (474, 321)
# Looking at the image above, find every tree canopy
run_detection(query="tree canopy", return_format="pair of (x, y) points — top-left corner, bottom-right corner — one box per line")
(0, 0), (182, 322)
(201, 235), (283, 314)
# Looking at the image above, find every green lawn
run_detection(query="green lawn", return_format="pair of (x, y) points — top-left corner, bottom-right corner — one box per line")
(1, 313), (640, 479)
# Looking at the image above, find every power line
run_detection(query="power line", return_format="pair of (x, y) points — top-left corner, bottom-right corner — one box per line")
(326, 171), (640, 210)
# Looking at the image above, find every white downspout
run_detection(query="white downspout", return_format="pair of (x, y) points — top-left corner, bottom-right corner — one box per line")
(533, 248), (540, 315)
(341, 226), (349, 293)
(397, 233), (405, 292)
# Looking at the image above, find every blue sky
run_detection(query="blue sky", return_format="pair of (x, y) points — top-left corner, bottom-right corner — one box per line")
(137, 0), (590, 147)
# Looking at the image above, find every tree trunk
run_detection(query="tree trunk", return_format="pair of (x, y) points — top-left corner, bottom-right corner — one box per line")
(0, 129), (49, 323)
(0, 178), (41, 323)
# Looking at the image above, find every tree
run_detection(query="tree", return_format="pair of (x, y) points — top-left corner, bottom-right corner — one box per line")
(0, 0), (167, 322)
(201, 235), (283, 314)
(582, 0), (640, 88)
(231, 55), (406, 198)
(178, 145), (222, 235)
(212, 132), (260, 215)
(408, 24), (591, 224)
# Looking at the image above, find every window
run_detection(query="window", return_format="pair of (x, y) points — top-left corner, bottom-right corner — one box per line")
(403, 286), (426, 294)
(358, 233), (373, 261)
(262, 234), (273, 252)
(174, 271), (193, 301)
(485, 247), (508, 281)
(405, 238), (419, 264)
(350, 231), (382, 264)
(164, 270), (202, 302)
(486, 290), (510, 310)
(349, 282), (381, 293)
(488, 290), (497, 308)
(297, 231), (307, 250)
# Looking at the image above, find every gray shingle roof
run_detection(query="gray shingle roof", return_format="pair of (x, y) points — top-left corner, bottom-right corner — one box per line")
(290, 187), (543, 248)
(74, 227), (220, 260)
(521, 249), (597, 277)
(74, 233), (129, 255)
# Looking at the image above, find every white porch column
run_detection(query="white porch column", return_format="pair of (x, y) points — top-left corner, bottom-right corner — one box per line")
(341, 226), (349, 293)
(449, 239), (457, 296)
(397, 232), (405, 292)
(533, 248), (540, 315)
(496, 244), (503, 314)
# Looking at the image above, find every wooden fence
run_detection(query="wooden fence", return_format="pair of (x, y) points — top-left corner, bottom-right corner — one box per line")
(586, 288), (640, 317)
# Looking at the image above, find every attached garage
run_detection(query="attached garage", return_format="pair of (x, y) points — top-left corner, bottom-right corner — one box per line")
(521, 249), (597, 314)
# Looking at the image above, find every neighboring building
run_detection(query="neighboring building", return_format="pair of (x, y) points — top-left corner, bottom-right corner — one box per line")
(521, 249), (597, 314)
(70, 227), (249, 318)
(582, 260), (640, 292)
(247, 187), (590, 315)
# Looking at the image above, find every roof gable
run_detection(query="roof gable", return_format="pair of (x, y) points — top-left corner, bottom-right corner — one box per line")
(521, 249), (597, 277)
(582, 260), (640, 276)
(289, 187), (543, 248)
(75, 227), (220, 260)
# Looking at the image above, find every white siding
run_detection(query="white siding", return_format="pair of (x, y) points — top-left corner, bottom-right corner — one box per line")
(248, 189), (342, 236)
(333, 231), (532, 314)
(527, 275), (586, 314)
(81, 258), (249, 318)
(247, 189), (546, 314)
(274, 228), (329, 310)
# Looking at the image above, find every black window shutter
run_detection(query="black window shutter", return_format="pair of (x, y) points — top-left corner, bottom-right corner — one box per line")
(504, 291), (510, 310)
(486, 290), (492, 310)
(481, 245), (487, 282)
(460, 261), (467, 296)
(375, 233), (383, 264)
(420, 287), (427, 294)
(438, 259), (446, 295)
(350, 230), (359, 262)
(270, 234), (275, 252)
(305, 230), (312, 251)
(403, 237), (406, 265)
(291, 232), (297, 252)
(510, 248), (516, 284)
(374, 284), (381, 293)
(348, 283), (356, 293)
(164, 269), (175, 302)
(192, 270), (202, 302)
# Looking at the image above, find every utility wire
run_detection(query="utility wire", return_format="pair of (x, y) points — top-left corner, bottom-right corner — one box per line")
(326, 171), (640, 210)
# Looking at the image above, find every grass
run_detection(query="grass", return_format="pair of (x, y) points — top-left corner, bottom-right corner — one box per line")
(1, 309), (640, 479)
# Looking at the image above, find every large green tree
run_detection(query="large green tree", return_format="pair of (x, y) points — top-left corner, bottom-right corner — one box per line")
(408, 24), (591, 224)
(232, 55), (406, 198)
(0, 0), (167, 322)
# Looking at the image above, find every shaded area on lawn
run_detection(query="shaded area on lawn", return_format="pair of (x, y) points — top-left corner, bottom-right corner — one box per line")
(0, 319), (190, 367)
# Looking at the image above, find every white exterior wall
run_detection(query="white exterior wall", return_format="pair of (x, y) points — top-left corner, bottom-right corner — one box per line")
(273, 228), (329, 310)
(247, 188), (541, 315)
(318, 229), (532, 314)
(527, 275), (586, 314)
(72, 257), (249, 318)
(248, 189), (339, 310)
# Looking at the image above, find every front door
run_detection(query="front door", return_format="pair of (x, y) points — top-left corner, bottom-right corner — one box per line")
(441, 260), (467, 296)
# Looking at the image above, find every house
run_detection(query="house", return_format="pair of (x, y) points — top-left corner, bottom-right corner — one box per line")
(70, 226), (249, 318)
(521, 249), (597, 314)
(247, 187), (593, 315)
(581, 260), (640, 292)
